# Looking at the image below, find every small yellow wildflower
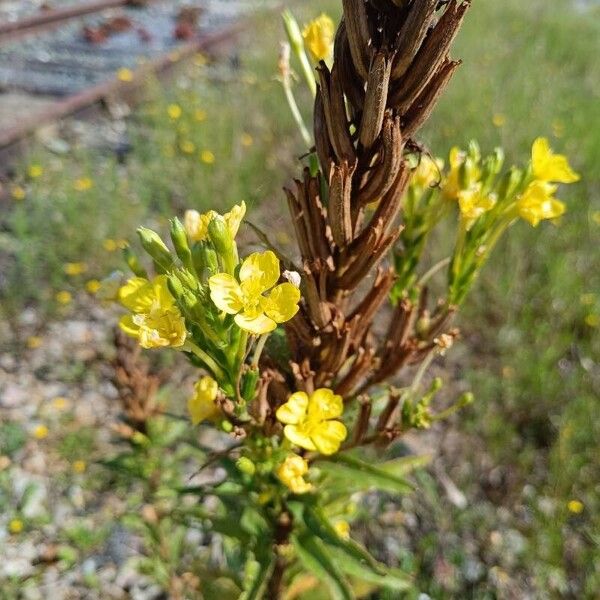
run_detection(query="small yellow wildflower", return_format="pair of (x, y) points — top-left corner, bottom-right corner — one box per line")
(184, 201), (246, 243)
(28, 164), (43, 179)
(86, 279), (101, 294)
(8, 519), (23, 534)
(63, 262), (88, 276)
(517, 181), (565, 227)
(103, 238), (118, 252)
(442, 147), (480, 200)
(73, 177), (93, 192)
(277, 454), (313, 494)
(531, 137), (580, 184)
(194, 109), (207, 122)
(457, 185), (496, 228)
(241, 132), (254, 147)
(52, 396), (69, 410)
(167, 104), (182, 120)
(492, 113), (506, 128)
(72, 460), (87, 474)
(187, 376), (220, 425)
(117, 67), (134, 82)
(580, 293), (595, 306)
(302, 14), (335, 62)
(567, 499), (584, 514)
(209, 250), (300, 334)
(200, 150), (215, 164)
(26, 336), (43, 349)
(334, 520), (350, 539)
(590, 211), (600, 226)
(179, 140), (196, 154)
(118, 275), (187, 349)
(55, 290), (72, 305)
(276, 388), (347, 455)
(33, 424), (49, 440)
(584, 314), (599, 328)
(411, 155), (443, 189)
(11, 185), (26, 201)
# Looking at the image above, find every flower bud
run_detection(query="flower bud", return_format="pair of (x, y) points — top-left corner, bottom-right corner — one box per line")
(192, 242), (219, 281)
(236, 457), (256, 476)
(208, 215), (237, 274)
(122, 246), (147, 278)
(282, 10), (304, 56)
(137, 227), (173, 273)
(170, 217), (194, 271)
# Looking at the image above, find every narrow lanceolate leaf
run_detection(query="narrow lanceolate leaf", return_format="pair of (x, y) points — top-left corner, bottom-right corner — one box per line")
(379, 454), (432, 477)
(292, 533), (354, 600)
(327, 546), (413, 591)
(320, 453), (414, 494)
(303, 506), (384, 574)
(239, 551), (274, 600)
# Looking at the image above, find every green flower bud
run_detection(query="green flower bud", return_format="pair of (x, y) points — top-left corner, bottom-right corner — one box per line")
(170, 218), (194, 271)
(137, 227), (173, 273)
(236, 457), (256, 476)
(241, 368), (259, 402)
(122, 246), (147, 278)
(192, 242), (219, 281)
(282, 10), (304, 55)
(497, 167), (524, 201)
(208, 215), (237, 274)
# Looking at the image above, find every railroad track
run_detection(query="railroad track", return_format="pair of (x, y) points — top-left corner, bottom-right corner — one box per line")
(0, 0), (271, 150)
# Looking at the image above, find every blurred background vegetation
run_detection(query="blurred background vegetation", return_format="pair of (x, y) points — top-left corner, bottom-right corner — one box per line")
(1, 0), (598, 597)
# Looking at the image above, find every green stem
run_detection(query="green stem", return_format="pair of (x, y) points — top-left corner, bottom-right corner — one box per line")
(184, 340), (226, 381)
(282, 76), (312, 148)
(251, 333), (270, 367)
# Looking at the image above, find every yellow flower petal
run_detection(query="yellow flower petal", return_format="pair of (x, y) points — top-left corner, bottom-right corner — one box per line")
(119, 314), (139, 337)
(234, 311), (277, 334)
(225, 201), (246, 239)
(276, 392), (309, 425)
(302, 13), (335, 62)
(209, 273), (244, 314)
(308, 388), (344, 421)
(188, 376), (219, 425)
(311, 420), (347, 455)
(118, 277), (154, 312)
(283, 424), (317, 451)
(277, 454), (312, 494)
(263, 283), (301, 323)
(239, 250), (280, 292)
(532, 137), (580, 184)
(517, 181), (565, 227)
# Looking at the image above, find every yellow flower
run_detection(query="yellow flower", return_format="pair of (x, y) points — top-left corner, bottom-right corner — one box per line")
(200, 150), (215, 164)
(184, 201), (246, 243)
(209, 250), (300, 334)
(442, 147), (480, 200)
(194, 108), (207, 122)
(103, 238), (118, 252)
(194, 53), (208, 67)
(492, 113), (506, 128)
(26, 336), (43, 349)
(567, 499), (584, 514)
(187, 376), (220, 425)
(585, 314), (599, 328)
(411, 155), (443, 189)
(241, 132), (254, 147)
(8, 519), (23, 534)
(86, 279), (101, 294)
(457, 185), (496, 228)
(63, 262), (88, 276)
(33, 424), (49, 440)
(302, 14), (335, 62)
(517, 181), (565, 227)
(277, 454), (313, 494)
(117, 67), (133, 82)
(118, 275), (187, 349)
(531, 137), (580, 184)
(167, 104), (182, 120)
(72, 460), (87, 473)
(179, 140), (196, 154)
(28, 164), (43, 179)
(11, 185), (26, 201)
(276, 388), (347, 455)
(55, 290), (72, 305)
(73, 177), (93, 191)
(592, 211), (600, 226)
(334, 520), (350, 539)
(52, 396), (69, 410)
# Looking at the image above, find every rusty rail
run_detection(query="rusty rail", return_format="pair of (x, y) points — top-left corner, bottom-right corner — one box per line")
(0, 0), (145, 43)
(0, 20), (248, 150)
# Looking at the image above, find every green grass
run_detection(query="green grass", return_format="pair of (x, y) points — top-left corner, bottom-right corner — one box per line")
(1, 0), (598, 597)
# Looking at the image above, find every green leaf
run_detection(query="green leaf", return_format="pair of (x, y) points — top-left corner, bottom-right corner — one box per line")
(240, 507), (270, 538)
(239, 550), (274, 600)
(320, 453), (414, 495)
(292, 533), (354, 600)
(379, 454), (432, 477)
(303, 506), (383, 574)
(328, 546), (413, 592)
